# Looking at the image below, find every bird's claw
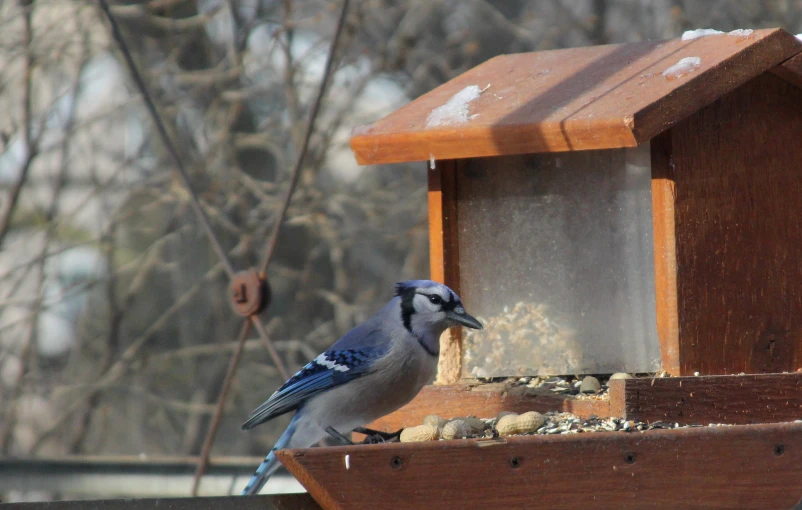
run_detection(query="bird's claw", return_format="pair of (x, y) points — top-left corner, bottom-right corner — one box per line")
(325, 426), (354, 445)
(361, 434), (387, 444)
(353, 426), (402, 444)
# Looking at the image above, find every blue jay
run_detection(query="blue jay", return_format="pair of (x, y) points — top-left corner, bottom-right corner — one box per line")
(240, 279), (481, 495)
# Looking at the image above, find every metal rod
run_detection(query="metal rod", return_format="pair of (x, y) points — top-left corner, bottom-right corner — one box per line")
(250, 316), (290, 380)
(96, 0), (289, 400)
(97, 0), (352, 497)
(97, 0), (236, 280)
(258, 0), (351, 277)
(190, 320), (252, 496)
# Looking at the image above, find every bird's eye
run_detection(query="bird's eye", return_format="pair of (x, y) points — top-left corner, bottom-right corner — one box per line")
(428, 295), (443, 305)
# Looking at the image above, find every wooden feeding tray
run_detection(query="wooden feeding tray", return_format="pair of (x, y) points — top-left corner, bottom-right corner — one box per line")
(281, 373), (802, 509)
(278, 421), (802, 509)
(365, 372), (802, 434)
(277, 29), (802, 508)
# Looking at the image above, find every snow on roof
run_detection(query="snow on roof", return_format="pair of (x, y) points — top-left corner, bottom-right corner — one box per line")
(682, 29), (723, 41)
(425, 85), (483, 128)
(662, 57), (702, 80)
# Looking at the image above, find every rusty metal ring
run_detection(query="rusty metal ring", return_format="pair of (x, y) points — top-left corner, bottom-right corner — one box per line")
(228, 268), (270, 317)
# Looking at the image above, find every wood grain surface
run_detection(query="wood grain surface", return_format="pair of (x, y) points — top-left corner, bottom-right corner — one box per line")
(610, 373), (802, 425)
(661, 73), (802, 375)
(650, 132), (681, 375)
(279, 421), (802, 509)
(428, 160), (463, 384)
(351, 29), (801, 164)
(365, 383), (611, 434)
(771, 52), (802, 89)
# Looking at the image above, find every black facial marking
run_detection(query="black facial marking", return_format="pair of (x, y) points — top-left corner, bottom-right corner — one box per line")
(398, 286), (417, 333)
(442, 292), (459, 312)
(396, 285), (444, 357)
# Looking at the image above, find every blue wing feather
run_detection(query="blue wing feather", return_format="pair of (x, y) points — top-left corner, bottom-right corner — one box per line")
(240, 344), (385, 430)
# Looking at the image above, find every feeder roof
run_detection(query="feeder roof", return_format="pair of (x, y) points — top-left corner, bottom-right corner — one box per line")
(350, 28), (802, 165)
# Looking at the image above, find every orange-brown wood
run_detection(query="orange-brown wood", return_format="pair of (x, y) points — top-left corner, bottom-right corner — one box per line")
(427, 159), (460, 289)
(428, 160), (463, 384)
(612, 373), (802, 425)
(365, 383), (611, 433)
(279, 422), (802, 509)
(771, 53), (802, 89)
(650, 132), (680, 375)
(351, 29), (802, 165)
(665, 73), (802, 375)
(427, 161), (447, 284)
(608, 378), (628, 420)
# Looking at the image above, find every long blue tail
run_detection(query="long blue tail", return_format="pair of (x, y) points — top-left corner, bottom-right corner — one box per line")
(241, 414), (299, 496)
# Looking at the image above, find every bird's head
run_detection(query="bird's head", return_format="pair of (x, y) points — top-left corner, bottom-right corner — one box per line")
(394, 280), (482, 335)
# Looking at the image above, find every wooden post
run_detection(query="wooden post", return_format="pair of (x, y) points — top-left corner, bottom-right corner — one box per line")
(650, 132), (681, 375)
(428, 159), (462, 384)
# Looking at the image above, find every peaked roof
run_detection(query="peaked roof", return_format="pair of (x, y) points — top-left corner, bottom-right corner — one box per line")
(350, 28), (802, 165)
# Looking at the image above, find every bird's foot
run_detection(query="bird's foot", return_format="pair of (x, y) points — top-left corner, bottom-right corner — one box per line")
(352, 427), (402, 444)
(325, 426), (354, 445)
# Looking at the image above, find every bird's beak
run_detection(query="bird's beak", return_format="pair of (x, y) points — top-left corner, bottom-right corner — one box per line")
(448, 307), (483, 330)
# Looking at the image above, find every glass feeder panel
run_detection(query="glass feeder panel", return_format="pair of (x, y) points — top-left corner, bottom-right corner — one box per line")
(458, 144), (660, 377)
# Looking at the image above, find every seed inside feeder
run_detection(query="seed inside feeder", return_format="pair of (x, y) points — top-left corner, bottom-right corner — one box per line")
(463, 301), (581, 377)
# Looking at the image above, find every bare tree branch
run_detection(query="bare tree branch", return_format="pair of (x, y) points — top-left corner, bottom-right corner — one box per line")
(0, 0), (37, 251)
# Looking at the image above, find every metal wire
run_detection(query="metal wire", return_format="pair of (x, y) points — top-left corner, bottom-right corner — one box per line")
(190, 0), (352, 491)
(97, 0), (351, 497)
(97, 0), (289, 380)
(99, 0), (350, 496)
(97, 0), (236, 280)
(190, 319), (252, 496)
(258, 0), (352, 277)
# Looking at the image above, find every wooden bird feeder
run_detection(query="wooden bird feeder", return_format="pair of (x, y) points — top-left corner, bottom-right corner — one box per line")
(278, 29), (802, 509)
(351, 26), (802, 382)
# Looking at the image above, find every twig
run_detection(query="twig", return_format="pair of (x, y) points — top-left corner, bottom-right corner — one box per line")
(70, 131), (124, 454)
(151, 338), (317, 364)
(0, 0), (36, 251)
(108, 3), (222, 33)
(281, 0), (300, 141)
(0, 2), (50, 453)
(130, 386), (218, 414)
(30, 261), (228, 452)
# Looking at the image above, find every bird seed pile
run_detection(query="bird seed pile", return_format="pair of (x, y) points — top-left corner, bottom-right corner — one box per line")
(462, 302), (582, 377)
(511, 374), (612, 400)
(398, 411), (721, 443)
